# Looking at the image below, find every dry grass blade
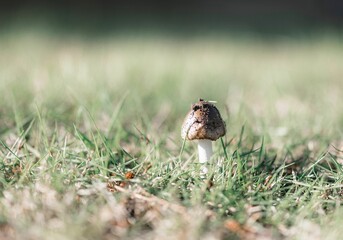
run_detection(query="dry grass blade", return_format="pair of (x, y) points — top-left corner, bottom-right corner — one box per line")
(113, 185), (190, 220)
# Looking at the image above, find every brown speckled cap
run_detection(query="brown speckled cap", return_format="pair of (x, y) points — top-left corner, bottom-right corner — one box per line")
(181, 99), (226, 141)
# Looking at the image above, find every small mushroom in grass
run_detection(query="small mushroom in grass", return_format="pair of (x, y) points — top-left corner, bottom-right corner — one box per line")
(181, 99), (226, 166)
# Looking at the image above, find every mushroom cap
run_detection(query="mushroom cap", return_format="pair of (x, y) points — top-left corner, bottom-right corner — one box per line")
(181, 99), (226, 141)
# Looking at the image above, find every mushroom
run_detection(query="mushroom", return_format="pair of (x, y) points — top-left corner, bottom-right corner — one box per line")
(181, 99), (226, 165)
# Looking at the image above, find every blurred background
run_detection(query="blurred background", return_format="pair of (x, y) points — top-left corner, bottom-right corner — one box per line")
(1, 1), (343, 143)
(1, 1), (343, 35)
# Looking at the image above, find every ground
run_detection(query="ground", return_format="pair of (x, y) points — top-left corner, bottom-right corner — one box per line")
(0, 29), (343, 239)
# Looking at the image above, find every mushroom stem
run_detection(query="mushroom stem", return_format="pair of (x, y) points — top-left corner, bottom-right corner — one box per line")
(198, 139), (213, 164)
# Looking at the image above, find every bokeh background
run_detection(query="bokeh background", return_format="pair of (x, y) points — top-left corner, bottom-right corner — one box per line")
(1, 1), (343, 146)
(0, 0), (343, 31)
(2, 1), (343, 32)
(1, 1), (343, 136)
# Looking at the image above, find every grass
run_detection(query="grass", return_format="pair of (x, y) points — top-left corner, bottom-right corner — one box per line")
(0, 29), (343, 239)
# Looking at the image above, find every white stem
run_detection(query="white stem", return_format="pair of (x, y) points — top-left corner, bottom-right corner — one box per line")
(198, 139), (213, 164)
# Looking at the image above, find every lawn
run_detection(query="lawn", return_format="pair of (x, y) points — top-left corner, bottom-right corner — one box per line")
(0, 29), (343, 239)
